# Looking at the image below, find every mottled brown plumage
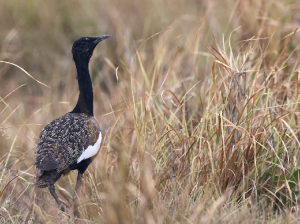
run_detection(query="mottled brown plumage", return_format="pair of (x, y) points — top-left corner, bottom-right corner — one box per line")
(34, 35), (110, 217)
(35, 113), (100, 188)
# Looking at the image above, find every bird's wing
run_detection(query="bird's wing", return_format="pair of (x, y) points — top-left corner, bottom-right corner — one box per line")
(77, 131), (102, 163)
(39, 156), (58, 171)
(35, 114), (101, 173)
(35, 154), (58, 178)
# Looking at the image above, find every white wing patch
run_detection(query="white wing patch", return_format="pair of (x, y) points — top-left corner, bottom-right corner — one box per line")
(77, 132), (102, 163)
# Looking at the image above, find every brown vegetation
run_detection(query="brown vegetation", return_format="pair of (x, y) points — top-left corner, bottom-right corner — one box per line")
(1, 0), (300, 223)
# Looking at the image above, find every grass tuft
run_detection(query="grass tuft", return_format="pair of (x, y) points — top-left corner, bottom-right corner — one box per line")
(1, 0), (300, 223)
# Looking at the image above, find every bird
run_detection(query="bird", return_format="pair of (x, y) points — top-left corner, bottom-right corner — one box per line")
(34, 35), (110, 217)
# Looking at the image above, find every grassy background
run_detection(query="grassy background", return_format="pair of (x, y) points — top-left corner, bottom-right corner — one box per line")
(1, 0), (300, 223)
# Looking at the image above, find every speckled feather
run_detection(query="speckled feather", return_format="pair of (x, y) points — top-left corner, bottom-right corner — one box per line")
(35, 113), (100, 188)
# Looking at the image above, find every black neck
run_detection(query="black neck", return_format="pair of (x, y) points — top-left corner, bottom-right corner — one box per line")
(71, 58), (94, 116)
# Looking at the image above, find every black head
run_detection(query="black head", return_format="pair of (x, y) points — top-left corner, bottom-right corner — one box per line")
(72, 35), (110, 62)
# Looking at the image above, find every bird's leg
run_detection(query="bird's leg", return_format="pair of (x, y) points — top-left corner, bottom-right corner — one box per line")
(73, 172), (83, 219)
(48, 185), (65, 212)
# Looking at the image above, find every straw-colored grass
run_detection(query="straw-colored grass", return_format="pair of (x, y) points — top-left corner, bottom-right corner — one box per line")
(1, 0), (300, 223)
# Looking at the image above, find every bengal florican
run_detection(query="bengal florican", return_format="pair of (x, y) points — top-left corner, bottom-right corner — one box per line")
(35, 35), (110, 217)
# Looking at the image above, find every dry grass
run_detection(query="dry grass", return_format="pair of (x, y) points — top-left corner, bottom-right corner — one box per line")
(1, 0), (300, 223)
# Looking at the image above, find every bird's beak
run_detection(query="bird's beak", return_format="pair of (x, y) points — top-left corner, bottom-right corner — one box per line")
(94, 35), (110, 44)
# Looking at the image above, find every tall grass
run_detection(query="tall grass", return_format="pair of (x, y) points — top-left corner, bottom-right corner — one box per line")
(1, 0), (300, 223)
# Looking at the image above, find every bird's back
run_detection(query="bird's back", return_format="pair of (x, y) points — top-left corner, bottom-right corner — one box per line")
(35, 113), (101, 188)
